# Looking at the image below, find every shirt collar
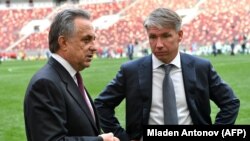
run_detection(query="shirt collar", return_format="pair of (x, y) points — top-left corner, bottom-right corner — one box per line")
(152, 52), (181, 69)
(51, 53), (77, 77)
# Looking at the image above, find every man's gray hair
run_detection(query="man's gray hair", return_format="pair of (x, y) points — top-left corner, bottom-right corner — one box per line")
(143, 8), (182, 31)
(49, 8), (91, 53)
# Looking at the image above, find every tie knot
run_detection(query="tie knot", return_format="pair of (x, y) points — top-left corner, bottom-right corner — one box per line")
(163, 64), (173, 75)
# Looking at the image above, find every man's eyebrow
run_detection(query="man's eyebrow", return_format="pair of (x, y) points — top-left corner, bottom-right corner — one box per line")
(83, 34), (95, 38)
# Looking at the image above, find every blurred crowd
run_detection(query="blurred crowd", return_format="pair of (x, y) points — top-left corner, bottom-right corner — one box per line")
(0, 0), (249, 60)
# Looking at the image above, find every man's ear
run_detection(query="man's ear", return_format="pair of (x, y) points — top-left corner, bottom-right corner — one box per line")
(178, 30), (183, 42)
(58, 36), (67, 51)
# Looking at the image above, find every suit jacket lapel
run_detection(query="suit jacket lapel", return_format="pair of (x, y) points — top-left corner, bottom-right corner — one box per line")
(138, 55), (153, 124)
(48, 58), (99, 132)
(180, 53), (196, 94)
(84, 88), (101, 132)
(180, 53), (199, 123)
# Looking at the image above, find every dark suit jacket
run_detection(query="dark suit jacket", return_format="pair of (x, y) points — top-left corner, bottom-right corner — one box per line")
(94, 53), (240, 141)
(24, 57), (103, 141)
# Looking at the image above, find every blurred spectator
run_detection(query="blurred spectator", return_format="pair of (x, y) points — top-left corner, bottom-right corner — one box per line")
(126, 40), (134, 60)
(212, 41), (217, 56)
(230, 37), (237, 56)
(241, 34), (247, 54)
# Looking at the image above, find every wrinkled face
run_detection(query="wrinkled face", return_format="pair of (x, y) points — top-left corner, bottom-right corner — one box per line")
(147, 26), (183, 64)
(60, 18), (97, 71)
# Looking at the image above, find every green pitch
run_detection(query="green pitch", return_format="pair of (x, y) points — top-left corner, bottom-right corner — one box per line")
(0, 54), (249, 141)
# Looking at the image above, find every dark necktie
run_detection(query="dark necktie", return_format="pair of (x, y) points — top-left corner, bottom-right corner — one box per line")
(162, 64), (178, 124)
(75, 72), (95, 121)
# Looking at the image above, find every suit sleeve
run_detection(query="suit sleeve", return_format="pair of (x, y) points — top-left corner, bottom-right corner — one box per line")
(94, 65), (130, 141)
(208, 63), (240, 124)
(24, 79), (103, 141)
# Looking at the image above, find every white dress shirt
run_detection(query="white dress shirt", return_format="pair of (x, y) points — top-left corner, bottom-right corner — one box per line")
(148, 52), (193, 125)
(51, 54), (77, 80)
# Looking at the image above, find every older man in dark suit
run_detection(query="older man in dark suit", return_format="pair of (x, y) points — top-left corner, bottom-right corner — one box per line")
(24, 8), (119, 141)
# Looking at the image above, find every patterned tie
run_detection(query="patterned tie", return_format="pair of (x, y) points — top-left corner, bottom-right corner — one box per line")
(162, 64), (178, 124)
(75, 72), (95, 121)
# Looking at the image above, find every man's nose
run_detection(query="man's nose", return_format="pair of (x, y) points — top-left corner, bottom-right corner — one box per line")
(90, 40), (97, 51)
(90, 45), (97, 51)
(156, 37), (164, 48)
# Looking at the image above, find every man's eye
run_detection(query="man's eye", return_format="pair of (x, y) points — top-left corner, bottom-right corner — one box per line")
(162, 33), (171, 38)
(83, 38), (91, 43)
(149, 35), (156, 39)
(83, 36), (95, 43)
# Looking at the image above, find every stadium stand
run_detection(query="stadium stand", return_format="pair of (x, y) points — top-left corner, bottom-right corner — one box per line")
(0, 0), (249, 60)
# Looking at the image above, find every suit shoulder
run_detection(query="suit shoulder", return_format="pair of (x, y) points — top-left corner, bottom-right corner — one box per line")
(181, 52), (211, 65)
(30, 63), (58, 84)
(121, 55), (150, 68)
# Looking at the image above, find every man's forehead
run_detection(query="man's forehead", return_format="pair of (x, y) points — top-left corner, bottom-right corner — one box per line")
(147, 27), (173, 34)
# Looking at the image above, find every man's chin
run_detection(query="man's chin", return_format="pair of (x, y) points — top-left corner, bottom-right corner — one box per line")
(84, 63), (91, 68)
(156, 55), (166, 60)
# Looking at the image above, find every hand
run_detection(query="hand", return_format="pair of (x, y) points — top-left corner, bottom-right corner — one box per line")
(99, 132), (120, 141)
